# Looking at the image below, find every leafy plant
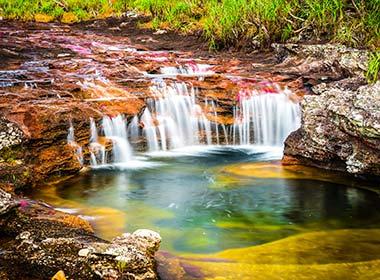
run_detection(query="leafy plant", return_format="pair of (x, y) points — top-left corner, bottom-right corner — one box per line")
(116, 259), (127, 273)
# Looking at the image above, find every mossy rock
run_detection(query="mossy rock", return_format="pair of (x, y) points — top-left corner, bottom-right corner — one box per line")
(0, 146), (22, 164)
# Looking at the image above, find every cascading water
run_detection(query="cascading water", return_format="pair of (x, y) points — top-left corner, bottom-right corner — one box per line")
(67, 81), (301, 167)
(139, 82), (217, 151)
(102, 115), (133, 163)
(85, 115), (134, 166)
(128, 115), (140, 142)
(66, 121), (84, 165)
(89, 118), (106, 166)
(232, 88), (301, 146)
(160, 64), (214, 77)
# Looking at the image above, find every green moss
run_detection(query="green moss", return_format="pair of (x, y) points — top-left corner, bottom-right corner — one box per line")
(0, 146), (21, 164)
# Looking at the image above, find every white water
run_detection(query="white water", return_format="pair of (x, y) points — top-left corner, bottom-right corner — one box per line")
(102, 115), (133, 163)
(145, 64), (214, 79)
(128, 115), (140, 142)
(66, 121), (84, 166)
(140, 82), (217, 151)
(160, 64), (213, 76)
(67, 81), (301, 167)
(233, 89), (301, 146)
(89, 118), (106, 166)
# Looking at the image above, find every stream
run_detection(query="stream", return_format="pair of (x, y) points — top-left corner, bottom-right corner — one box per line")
(31, 145), (380, 278)
(2, 19), (380, 279)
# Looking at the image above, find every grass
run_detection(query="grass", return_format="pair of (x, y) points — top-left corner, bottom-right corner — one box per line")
(0, 0), (379, 50)
(366, 52), (380, 84)
(0, 0), (115, 22)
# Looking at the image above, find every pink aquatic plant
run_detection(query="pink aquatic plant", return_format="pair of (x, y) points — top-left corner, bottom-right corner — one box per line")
(18, 199), (30, 209)
(64, 44), (92, 55)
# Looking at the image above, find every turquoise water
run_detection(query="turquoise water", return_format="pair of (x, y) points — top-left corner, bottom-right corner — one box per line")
(33, 146), (380, 254)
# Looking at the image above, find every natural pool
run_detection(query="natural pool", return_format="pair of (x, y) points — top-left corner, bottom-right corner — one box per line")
(31, 146), (380, 279)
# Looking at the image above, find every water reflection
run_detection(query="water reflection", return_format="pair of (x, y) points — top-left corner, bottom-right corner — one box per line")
(34, 148), (380, 254)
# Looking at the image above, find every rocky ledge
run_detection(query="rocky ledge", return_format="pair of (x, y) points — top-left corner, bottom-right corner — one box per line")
(284, 80), (380, 176)
(0, 188), (161, 280)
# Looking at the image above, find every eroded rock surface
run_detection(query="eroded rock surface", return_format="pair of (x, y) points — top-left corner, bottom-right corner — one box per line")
(284, 81), (380, 176)
(273, 43), (368, 77)
(0, 19), (314, 191)
(0, 188), (161, 279)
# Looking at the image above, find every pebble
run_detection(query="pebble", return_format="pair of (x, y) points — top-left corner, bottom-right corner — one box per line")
(78, 248), (90, 257)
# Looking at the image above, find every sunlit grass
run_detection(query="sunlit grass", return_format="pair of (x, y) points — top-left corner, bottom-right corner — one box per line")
(0, 0), (379, 50)
(366, 52), (380, 84)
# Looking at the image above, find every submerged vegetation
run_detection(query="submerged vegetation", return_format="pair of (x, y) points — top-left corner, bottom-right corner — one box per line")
(0, 0), (379, 50)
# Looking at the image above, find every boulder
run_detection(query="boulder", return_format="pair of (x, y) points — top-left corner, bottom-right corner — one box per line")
(284, 80), (380, 176)
(0, 189), (161, 279)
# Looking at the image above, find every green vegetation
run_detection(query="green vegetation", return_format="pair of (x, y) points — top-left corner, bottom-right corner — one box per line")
(0, 0), (379, 49)
(116, 259), (127, 273)
(366, 52), (380, 83)
(0, 0), (115, 22)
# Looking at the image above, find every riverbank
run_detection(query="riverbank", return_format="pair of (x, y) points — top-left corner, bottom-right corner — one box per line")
(1, 0), (379, 51)
(0, 14), (379, 280)
(0, 188), (161, 279)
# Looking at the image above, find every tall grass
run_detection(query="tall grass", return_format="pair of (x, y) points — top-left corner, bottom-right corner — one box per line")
(0, 0), (114, 21)
(366, 52), (380, 83)
(0, 0), (379, 50)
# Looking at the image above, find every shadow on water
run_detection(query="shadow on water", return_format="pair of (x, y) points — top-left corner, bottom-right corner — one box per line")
(30, 147), (380, 279)
(31, 148), (380, 253)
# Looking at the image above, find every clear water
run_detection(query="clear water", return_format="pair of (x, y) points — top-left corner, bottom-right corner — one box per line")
(32, 146), (380, 256)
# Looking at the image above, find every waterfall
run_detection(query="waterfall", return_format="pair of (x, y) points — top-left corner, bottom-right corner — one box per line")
(90, 118), (98, 143)
(140, 82), (219, 151)
(89, 118), (106, 166)
(233, 89), (301, 146)
(67, 121), (83, 166)
(160, 64), (213, 76)
(85, 116), (134, 166)
(67, 122), (75, 144)
(102, 115), (133, 163)
(128, 115), (140, 142)
(67, 81), (301, 167)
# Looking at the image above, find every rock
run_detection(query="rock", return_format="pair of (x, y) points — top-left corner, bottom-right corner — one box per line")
(78, 248), (90, 257)
(133, 229), (162, 250)
(0, 189), (18, 214)
(0, 189), (161, 279)
(153, 30), (167, 35)
(272, 43), (369, 77)
(284, 81), (380, 176)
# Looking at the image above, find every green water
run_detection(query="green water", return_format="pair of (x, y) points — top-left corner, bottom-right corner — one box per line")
(32, 146), (380, 256)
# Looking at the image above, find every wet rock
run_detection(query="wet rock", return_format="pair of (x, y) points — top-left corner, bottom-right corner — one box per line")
(0, 189), (161, 279)
(0, 189), (18, 214)
(0, 118), (23, 151)
(284, 81), (380, 176)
